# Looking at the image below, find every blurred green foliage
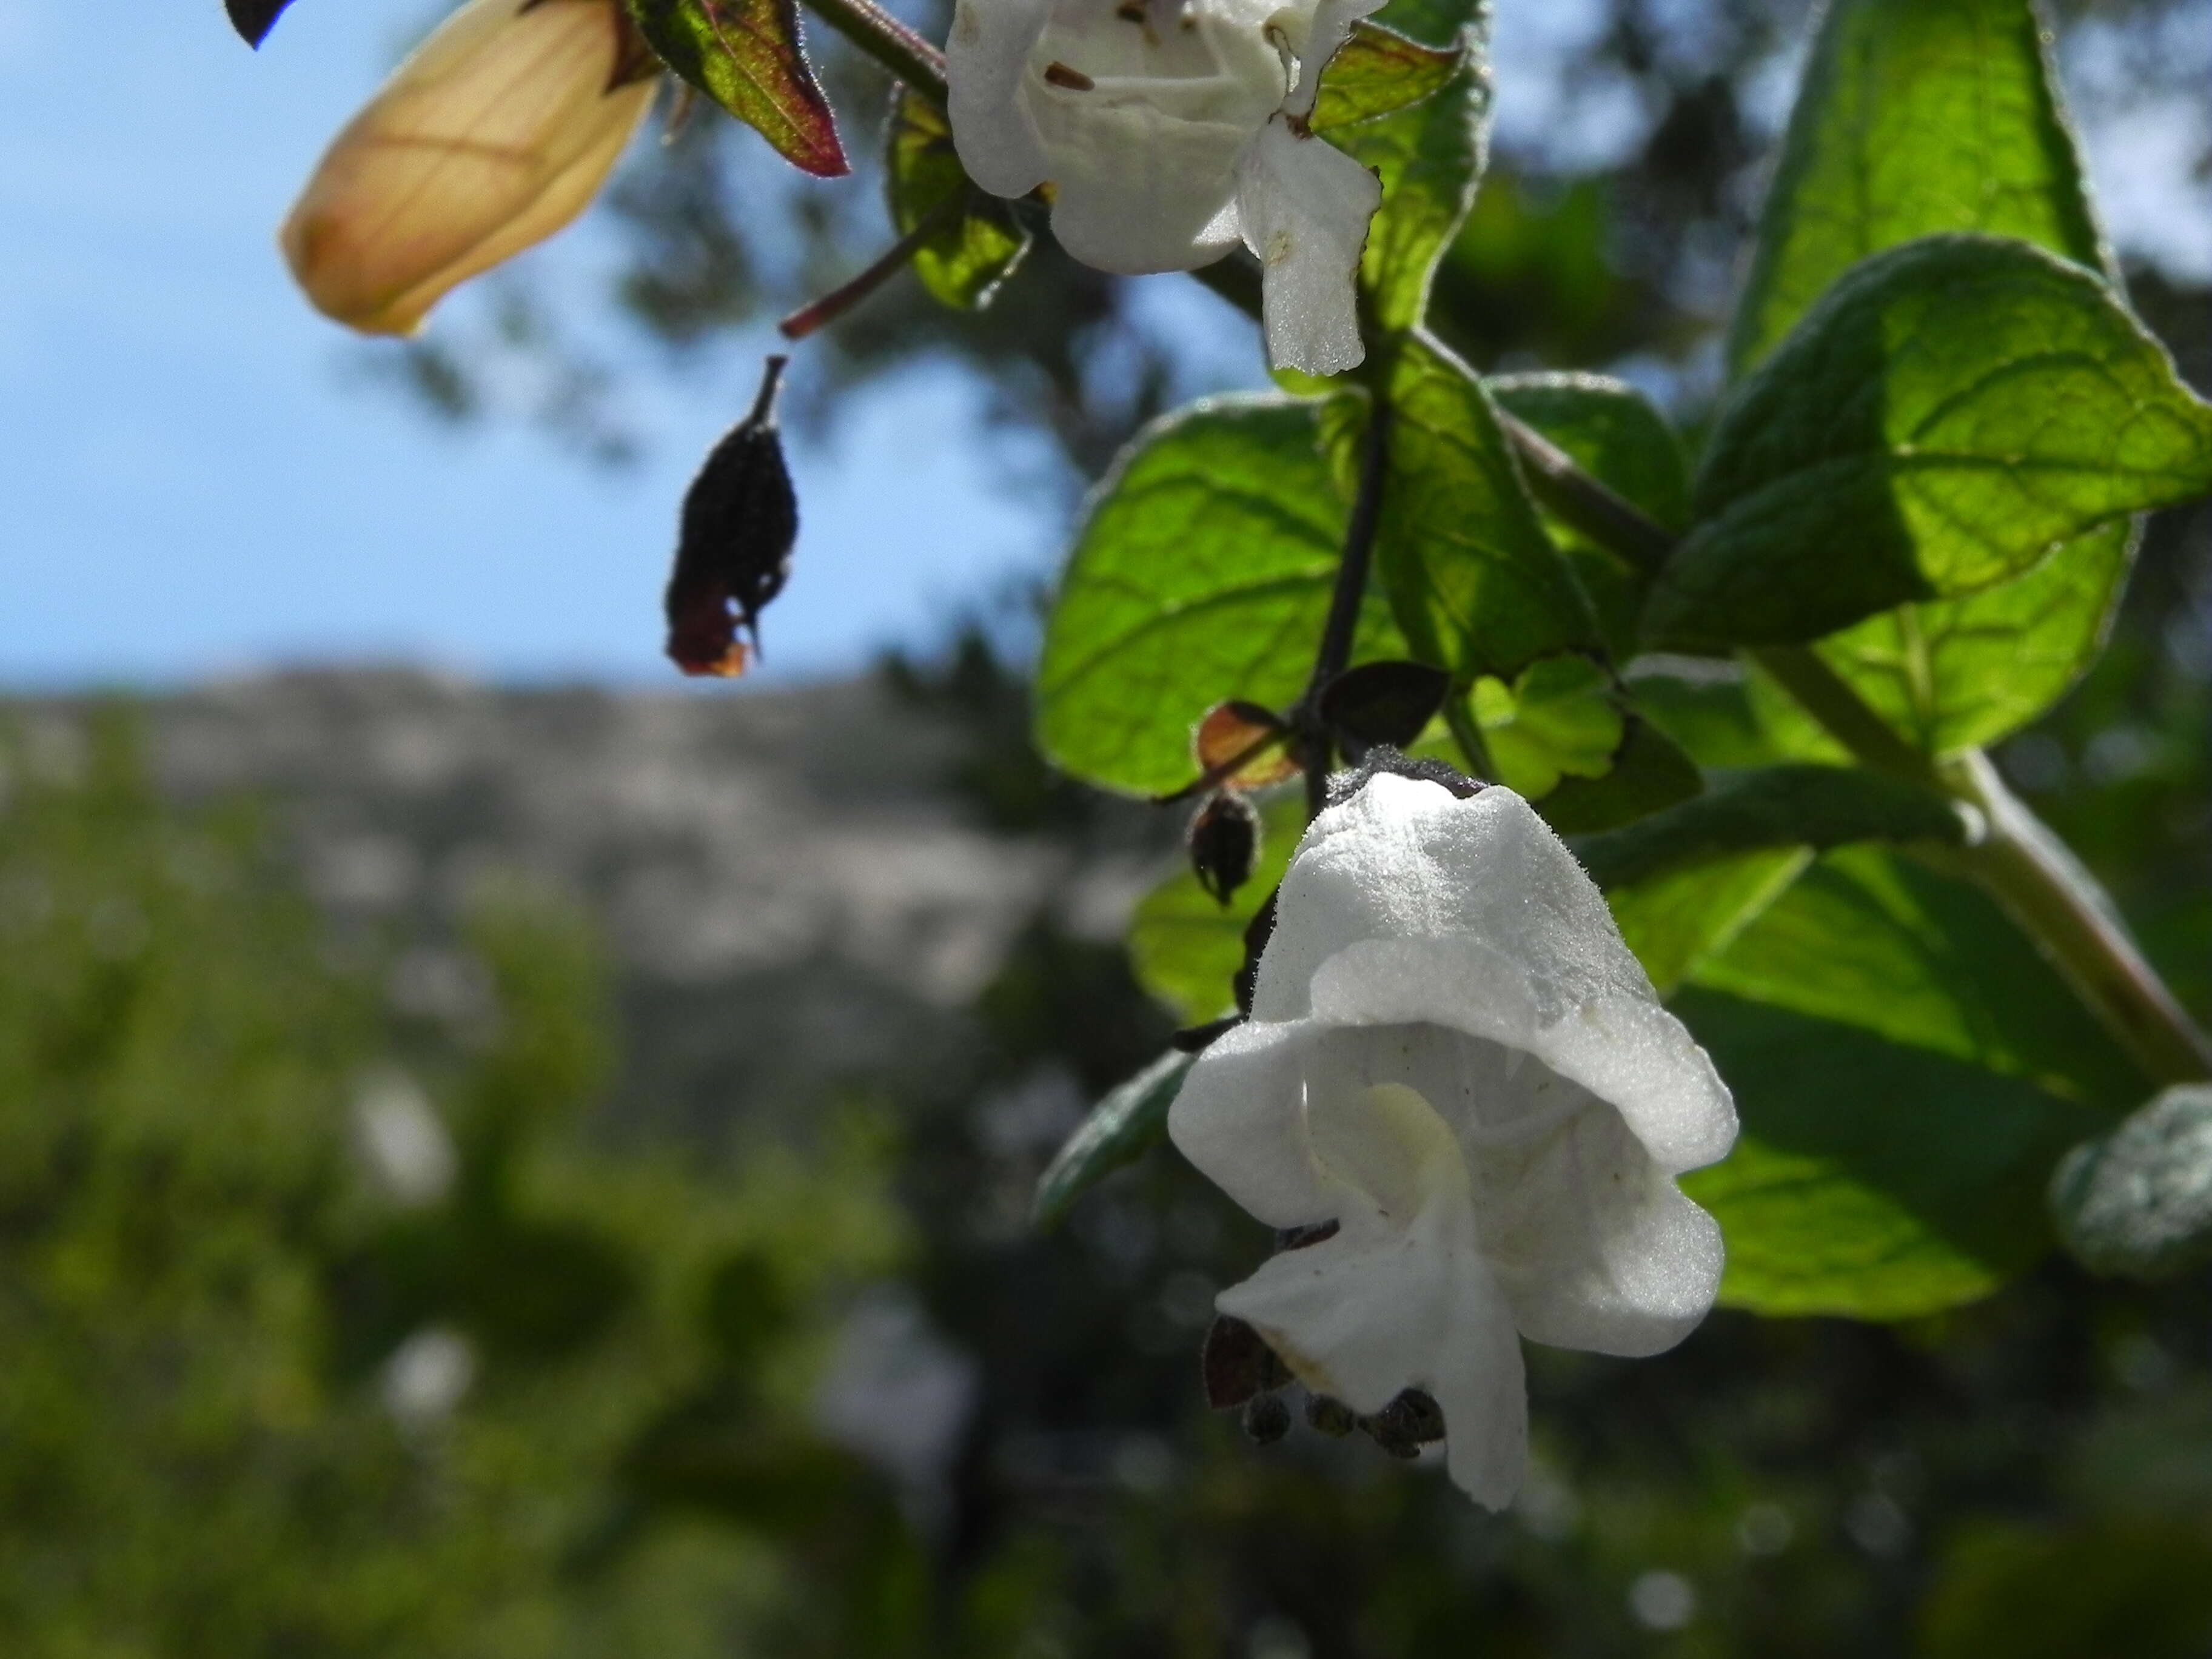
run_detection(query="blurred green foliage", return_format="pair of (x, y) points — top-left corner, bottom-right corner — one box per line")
(0, 711), (911, 1657)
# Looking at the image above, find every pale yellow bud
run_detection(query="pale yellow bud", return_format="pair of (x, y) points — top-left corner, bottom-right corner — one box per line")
(281, 0), (657, 336)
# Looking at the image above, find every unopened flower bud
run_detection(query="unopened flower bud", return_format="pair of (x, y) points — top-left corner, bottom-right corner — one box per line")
(1188, 791), (1261, 907)
(281, 0), (658, 336)
(1242, 1392), (1292, 1445)
(665, 355), (799, 677)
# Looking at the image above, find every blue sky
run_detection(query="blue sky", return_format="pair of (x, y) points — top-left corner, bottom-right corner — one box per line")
(0, 0), (1091, 688)
(1, 0), (2203, 690)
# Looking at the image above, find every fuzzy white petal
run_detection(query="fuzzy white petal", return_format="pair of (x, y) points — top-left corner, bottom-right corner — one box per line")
(947, 0), (1055, 198)
(1255, 777), (1738, 1173)
(1278, 0), (1389, 118)
(1234, 116), (1378, 374)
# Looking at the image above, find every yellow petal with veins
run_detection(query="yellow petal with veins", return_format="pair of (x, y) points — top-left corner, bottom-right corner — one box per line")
(281, 0), (656, 336)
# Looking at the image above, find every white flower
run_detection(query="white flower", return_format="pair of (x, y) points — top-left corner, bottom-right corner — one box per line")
(945, 0), (1384, 375)
(281, 0), (657, 337)
(1167, 774), (1737, 1506)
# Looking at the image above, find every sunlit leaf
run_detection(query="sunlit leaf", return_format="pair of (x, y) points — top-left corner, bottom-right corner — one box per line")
(626, 0), (848, 177)
(885, 87), (1029, 310)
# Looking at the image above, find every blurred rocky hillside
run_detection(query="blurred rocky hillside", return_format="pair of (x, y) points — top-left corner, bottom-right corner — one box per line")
(7, 666), (1173, 1145)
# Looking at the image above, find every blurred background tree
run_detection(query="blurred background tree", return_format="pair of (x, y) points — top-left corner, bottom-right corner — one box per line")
(3, 0), (2211, 1652)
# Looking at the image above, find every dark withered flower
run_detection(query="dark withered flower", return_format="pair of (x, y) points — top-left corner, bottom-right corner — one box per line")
(665, 355), (799, 677)
(1188, 789), (1261, 907)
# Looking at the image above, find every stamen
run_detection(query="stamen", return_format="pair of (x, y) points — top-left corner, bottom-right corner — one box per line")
(1043, 61), (1095, 89)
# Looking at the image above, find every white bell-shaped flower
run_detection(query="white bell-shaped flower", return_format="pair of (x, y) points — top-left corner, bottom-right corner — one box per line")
(281, 0), (657, 337)
(946, 0), (1384, 375)
(1168, 774), (1737, 1506)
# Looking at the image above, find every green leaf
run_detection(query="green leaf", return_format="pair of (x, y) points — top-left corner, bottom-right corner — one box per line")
(1570, 764), (1965, 891)
(1752, 520), (2137, 760)
(1323, 19), (1493, 333)
(1471, 655), (1623, 798)
(1712, 0), (2138, 754)
(2049, 1084), (2212, 1281)
(1372, 335), (1601, 680)
(1728, 0), (2108, 379)
(1648, 236), (2212, 650)
(1310, 22), (1461, 130)
(1032, 1051), (1195, 1228)
(1678, 988), (2115, 1317)
(1036, 397), (1405, 797)
(1533, 717), (1702, 835)
(1129, 796), (1302, 1024)
(885, 89), (1029, 311)
(1490, 372), (1689, 659)
(1677, 845), (2150, 1316)
(1626, 665), (1789, 769)
(1606, 848), (1809, 997)
(626, 0), (848, 178)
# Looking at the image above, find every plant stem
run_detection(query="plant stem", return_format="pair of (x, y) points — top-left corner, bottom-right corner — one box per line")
(1293, 391), (1393, 819)
(778, 194), (965, 340)
(803, 0), (947, 102)
(1498, 412), (1675, 576)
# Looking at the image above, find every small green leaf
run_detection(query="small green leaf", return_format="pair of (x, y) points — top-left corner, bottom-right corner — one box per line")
(1728, 0), (2108, 378)
(1130, 797), (1302, 1024)
(1036, 397), (1405, 797)
(1032, 1051), (1195, 1228)
(1570, 764), (1965, 891)
(2050, 1084), (2212, 1281)
(1649, 236), (2212, 650)
(1324, 21), (1492, 333)
(1490, 372), (1689, 659)
(1371, 335), (1603, 680)
(1310, 22), (1461, 130)
(885, 89), (1030, 311)
(1373, 0), (1487, 52)
(626, 0), (848, 178)
(1677, 845), (2150, 1317)
(1472, 655), (1623, 799)
(1533, 717), (1702, 835)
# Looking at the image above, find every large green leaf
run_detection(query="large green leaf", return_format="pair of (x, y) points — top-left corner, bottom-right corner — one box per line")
(1036, 398), (1405, 797)
(1128, 797), (1303, 1024)
(1678, 845), (2150, 1316)
(885, 89), (1029, 311)
(1371, 335), (1601, 680)
(1320, 13), (1492, 333)
(628, 0), (848, 178)
(1718, 0), (2133, 752)
(1606, 849), (1809, 998)
(1490, 372), (1688, 660)
(1648, 236), (2212, 650)
(1728, 0), (2108, 378)
(1754, 520), (2137, 760)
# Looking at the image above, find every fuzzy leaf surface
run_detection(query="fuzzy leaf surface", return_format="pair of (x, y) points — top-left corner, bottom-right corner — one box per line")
(628, 0), (848, 177)
(1649, 236), (2212, 650)
(1037, 398), (1404, 797)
